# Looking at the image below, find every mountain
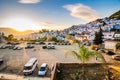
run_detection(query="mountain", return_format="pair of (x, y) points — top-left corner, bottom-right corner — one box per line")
(0, 28), (35, 36)
(109, 10), (120, 19)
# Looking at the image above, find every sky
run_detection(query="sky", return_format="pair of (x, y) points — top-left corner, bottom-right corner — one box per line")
(0, 0), (120, 31)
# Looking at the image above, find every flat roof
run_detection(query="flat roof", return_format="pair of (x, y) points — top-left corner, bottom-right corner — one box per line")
(24, 58), (37, 67)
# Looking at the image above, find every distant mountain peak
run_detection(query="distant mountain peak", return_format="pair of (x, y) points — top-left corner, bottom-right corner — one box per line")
(109, 10), (120, 19)
(0, 27), (35, 36)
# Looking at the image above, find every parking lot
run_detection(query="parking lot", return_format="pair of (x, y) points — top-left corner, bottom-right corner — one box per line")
(0, 43), (80, 79)
(0, 43), (119, 80)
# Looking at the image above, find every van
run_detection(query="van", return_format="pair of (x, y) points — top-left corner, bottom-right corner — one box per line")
(23, 58), (38, 75)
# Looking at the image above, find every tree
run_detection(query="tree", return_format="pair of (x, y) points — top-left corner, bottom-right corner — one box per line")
(93, 32), (99, 45)
(94, 27), (103, 45)
(37, 37), (47, 42)
(66, 42), (95, 80)
(20, 38), (24, 41)
(39, 29), (49, 33)
(1, 32), (4, 36)
(50, 37), (58, 42)
(66, 42), (95, 63)
(7, 34), (14, 41)
(66, 35), (72, 40)
(116, 42), (120, 50)
(66, 42), (106, 80)
(47, 36), (58, 42)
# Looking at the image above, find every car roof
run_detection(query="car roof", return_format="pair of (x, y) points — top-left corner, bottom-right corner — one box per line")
(24, 58), (37, 67)
(114, 55), (120, 56)
(41, 63), (47, 67)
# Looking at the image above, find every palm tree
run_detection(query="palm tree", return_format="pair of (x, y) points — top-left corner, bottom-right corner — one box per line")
(66, 45), (94, 63)
(66, 42), (106, 80)
(66, 42), (95, 80)
(66, 41), (95, 63)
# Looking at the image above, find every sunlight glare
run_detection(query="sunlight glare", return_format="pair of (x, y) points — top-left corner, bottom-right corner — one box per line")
(2, 17), (38, 31)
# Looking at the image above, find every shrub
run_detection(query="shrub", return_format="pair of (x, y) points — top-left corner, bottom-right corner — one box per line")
(116, 43), (120, 49)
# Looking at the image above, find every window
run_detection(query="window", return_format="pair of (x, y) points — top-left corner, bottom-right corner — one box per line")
(31, 60), (37, 67)
(24, 66), (32, 70)
(40, 67), (46, 71)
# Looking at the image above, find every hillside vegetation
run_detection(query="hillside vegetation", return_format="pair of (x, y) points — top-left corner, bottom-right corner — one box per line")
(109, 10), (120, 19)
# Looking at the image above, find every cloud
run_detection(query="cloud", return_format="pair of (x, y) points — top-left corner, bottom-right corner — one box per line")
(18, 0), (41, 4)
(63, 4), (101, 21)
(40, 22), (53, 26)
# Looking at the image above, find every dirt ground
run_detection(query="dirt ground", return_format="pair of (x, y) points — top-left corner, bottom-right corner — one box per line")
(0, 43), (79, 80)
(0, 43), (119, 80)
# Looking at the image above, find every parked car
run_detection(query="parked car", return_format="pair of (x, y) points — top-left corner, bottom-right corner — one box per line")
(38, 63), (48, 76)
(17, 46), (23, 50)
(13, 46), (23, 50)
(112, 55), (120, 61)
(51, 45), (55, 49)
(6, 42), (12, 44)
(47, 45), (51, 49)
(42, 45), (47, 49)
(9, 45), (15, 49)
(48, 43), (51, 45)
(35, 42), (40, 45)
(13, 46), (17, 50)
(32, 42), (36, 44)
(23, 58), (38, 75)
(106, 51), (116, 55)
(53, 42), (57, 45)
(42, 45), (55, 49)
(64, 43), (68, 45)
(39, 41), (45, 45)
(0, 58), (4, 65)
(25, 45), (34, 49)
(98, 49), (106, 53)
(0, 45), (7, 49)
(61, 43), (64, 45)
(57, 43), (60, 45)
(27, 42), (31, 44)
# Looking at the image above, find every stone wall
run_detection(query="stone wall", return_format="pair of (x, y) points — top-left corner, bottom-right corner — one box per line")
(51, 63), (112, 80)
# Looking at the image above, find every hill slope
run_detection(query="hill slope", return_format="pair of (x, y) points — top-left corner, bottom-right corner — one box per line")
(109, 10), (120, 19)
(0, 28), (34, 36)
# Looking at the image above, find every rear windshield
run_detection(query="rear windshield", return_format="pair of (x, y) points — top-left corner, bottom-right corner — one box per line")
(40, 67), (46, 71)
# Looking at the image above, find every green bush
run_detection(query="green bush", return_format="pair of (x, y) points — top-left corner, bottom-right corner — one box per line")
(116, 43), (120, 49)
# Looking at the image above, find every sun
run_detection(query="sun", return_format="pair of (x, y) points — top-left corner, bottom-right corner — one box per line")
(2, 17), (38, 31)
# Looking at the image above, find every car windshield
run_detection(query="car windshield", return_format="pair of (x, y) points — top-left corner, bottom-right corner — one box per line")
(116, 56), (120, 57)
(24, 66), (32, 70)
(40, 67), (46, 71)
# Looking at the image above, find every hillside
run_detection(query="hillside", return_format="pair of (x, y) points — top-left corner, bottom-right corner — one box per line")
(109, 10), (120, 19)
(0, 28), (34, 36)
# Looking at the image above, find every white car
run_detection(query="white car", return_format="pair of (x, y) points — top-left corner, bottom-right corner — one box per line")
(112, 55), (120, 61)
(13, 46), (23, 50)
(23, 58), (38, 75)
(38, 63), (48, 76)
(51, 45), (55, 49)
